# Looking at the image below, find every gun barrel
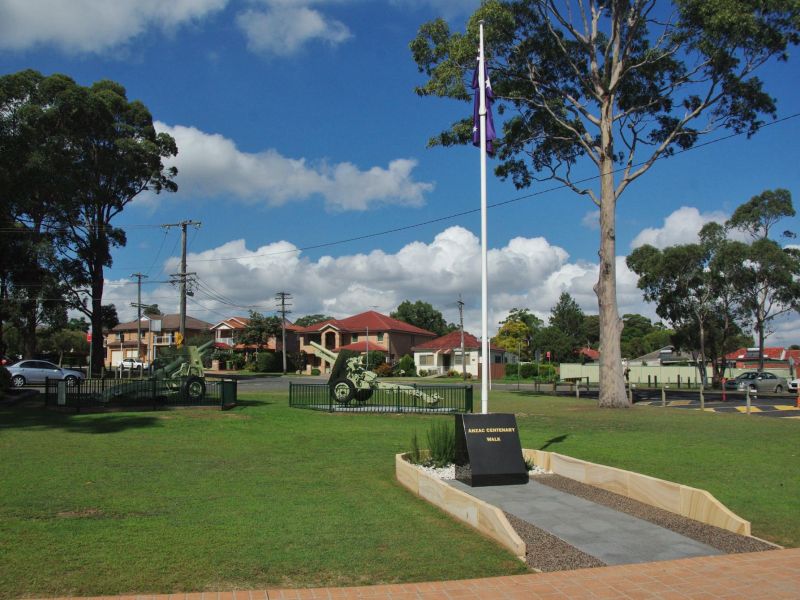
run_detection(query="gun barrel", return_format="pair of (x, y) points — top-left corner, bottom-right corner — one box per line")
(197, 340), (214, 353)
(309, 341), (339, 361)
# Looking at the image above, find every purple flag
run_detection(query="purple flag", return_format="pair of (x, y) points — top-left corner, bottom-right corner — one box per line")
(472, 63), (496, 155)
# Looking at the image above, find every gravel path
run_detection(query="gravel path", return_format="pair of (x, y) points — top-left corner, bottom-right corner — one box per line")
(502, 474), (775, 572)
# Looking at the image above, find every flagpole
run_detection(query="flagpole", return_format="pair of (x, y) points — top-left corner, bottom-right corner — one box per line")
(479, 20), (489, 415)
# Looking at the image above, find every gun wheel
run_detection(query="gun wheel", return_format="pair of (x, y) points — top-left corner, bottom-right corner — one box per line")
(355, 389), (373, 403)
(182, 376), (206, 402)
(331, 379), (355, 404)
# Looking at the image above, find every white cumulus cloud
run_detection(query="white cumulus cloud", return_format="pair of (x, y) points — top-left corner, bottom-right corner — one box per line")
(630, 206), (730, 249)
(236, 1), (351, 56)
(0, 0), (227, 53)
(155, 121), (434, 211)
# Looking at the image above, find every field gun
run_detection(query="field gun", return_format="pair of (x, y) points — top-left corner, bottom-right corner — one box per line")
(308, 341), (440, 406)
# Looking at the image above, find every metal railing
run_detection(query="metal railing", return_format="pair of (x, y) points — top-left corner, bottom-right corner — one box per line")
(44, 377), (237, 412)
(289, 382), (473, 413)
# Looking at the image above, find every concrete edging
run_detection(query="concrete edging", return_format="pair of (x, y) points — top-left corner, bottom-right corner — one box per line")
(525, 449), (751, 536)
(395, 454), (526, 560)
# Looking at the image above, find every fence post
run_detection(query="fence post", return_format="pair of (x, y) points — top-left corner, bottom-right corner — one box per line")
(746, 387), (751, 415)
(661, 385), (667, 407)
(288, 382), (293, 407)
(699, 385), (704, 410)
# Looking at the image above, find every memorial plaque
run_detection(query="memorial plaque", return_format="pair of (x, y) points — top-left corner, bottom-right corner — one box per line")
(454, 413), (528, 487)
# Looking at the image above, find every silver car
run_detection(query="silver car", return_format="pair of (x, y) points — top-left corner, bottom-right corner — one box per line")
(7, 360), (85, 387)
(736, 371), (787, 393)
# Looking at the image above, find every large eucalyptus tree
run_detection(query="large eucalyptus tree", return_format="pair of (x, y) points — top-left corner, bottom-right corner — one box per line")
(411, 0), (800, 406)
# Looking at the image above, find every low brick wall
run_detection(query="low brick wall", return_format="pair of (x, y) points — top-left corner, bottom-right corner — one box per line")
(524, 449), (751, 536)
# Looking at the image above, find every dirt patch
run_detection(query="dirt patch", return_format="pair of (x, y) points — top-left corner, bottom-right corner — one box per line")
(57, 508), (105, 519)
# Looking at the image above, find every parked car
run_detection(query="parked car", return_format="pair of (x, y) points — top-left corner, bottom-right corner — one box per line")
(788, 378), (800, 393)
(7, 360), (86, 387)
(119, 357), (148, 370)
(724, 371), (759, 390)
(729, 371), (787, 393)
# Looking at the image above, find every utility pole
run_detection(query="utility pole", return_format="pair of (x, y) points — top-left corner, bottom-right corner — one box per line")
(275, 291), (292, 373)
(130, 272), (148, 361)
(457, 296), (466, 381)
(164, 220), (201, 338)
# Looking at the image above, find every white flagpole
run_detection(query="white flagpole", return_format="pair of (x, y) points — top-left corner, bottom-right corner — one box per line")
(479, 20), (489, 415)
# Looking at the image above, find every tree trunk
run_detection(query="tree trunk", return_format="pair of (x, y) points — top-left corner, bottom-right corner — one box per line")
(596, 155), (628, 408)
(89, 264), (105, 377)
(698, 319), (707, 387)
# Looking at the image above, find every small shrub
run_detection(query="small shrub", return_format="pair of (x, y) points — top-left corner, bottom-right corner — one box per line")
(311, 368), (321, 376)
(231, 354), (246, 369)
(397, 355), (416, 377)
(409, 431), (422, 464)
(374, 362), (393, 377)
(447, 369), (459, 377)
(418, 369), (428, 377)
(426, 421), (455, 468)
(519, 362), (535, 379)
(505, 363), (519, 377)
(255, 351), (281, 372)
(524, 456), (536, 471)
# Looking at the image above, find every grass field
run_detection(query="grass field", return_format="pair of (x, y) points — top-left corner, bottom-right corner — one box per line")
(0, 391), (797, 598)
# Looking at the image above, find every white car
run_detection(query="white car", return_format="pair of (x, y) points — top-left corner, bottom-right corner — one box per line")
(119, 358), (148, 370)
(788, 378), (800, 393)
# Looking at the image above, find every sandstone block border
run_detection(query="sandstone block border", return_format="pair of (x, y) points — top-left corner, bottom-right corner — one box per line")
(395, 454), (526, 560)
(524, 449), (751, 536)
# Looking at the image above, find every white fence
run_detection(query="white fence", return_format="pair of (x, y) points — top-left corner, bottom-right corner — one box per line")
(560, 363), (791, 385)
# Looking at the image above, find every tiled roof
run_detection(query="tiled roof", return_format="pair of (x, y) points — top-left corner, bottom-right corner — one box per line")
(296, 310), (436, 337)
(337, 341), (388, 352)
(579, 347), (600, 360)
(210, 317), (250, 330)
(112, 314), (212, 332)
(725, 347), (787, 360)
(411, 330), (503, 352)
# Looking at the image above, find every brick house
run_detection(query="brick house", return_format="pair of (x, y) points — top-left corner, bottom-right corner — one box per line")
(412, 330), (513, 378)
(104, 314), (212, 367)
(209, 316), (300, 354)
(295, 310), (437, 373)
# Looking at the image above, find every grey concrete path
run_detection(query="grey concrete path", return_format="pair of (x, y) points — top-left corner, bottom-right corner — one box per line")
(448, 478), (721, 565)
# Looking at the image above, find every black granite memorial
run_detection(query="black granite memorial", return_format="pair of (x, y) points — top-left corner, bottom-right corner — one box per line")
(454, 413), (528, 486)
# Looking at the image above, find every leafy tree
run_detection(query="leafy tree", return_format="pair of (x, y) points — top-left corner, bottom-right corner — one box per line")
(101, 304), (119, 331)
(411, 1), (800, 407)
(493, 319), (533, 360)
(2, 71), (178, 373)
(239, 311), (282, 347)
(501, 307), (543, 332)
(583, 315), (600, 348)
(396, 354), (417, 377)
(536, 326), (573, 363)
(143, 304), (162, 317)
(38, 329), (88, 367)
(726, 191), (800, 370)
(549, 292), (586, 359)
(363, 350), (386, 371)
(391, 300), (454, 336)
(293, 314), (333, 327)
(67, 317), (90, 332)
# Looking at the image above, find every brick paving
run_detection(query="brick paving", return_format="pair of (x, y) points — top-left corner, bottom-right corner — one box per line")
(50, 547), (799, 600)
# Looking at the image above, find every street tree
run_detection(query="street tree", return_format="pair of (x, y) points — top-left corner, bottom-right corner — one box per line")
(143, 304), (162, 317)
(549, 292), (586, 359)
(411, 1), (800, 407)
(726, 191), (800, 370)
(493, 319), (533, 360)
(391, 300), (454, 336)
(294, 314), (333, 327)
(239, 311), (282, 347)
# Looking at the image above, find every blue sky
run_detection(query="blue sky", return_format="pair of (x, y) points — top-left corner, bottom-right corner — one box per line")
(2, 0), (799, 344)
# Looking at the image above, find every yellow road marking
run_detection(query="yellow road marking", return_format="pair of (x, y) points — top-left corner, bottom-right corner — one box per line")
(668, 400), (692, 406)
(734, 406), (762, 413)
(774, 405), (799, 411)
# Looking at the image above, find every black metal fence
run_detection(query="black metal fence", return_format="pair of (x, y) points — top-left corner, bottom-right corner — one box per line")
(289, 382), (473, 413)
(44, 377), (237, 412)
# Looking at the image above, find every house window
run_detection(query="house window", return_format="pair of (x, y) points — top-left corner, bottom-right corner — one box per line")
(454, 353), (467, 365)
(419, 354), (433, 366)
(377, 333), (384, 342)
(494, 354), (502, 363)
(352, 334), (359, 344)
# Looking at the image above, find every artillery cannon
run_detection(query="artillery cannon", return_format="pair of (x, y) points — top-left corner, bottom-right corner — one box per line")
(101, 340), (214, 403)
(308, 341), (440, 406)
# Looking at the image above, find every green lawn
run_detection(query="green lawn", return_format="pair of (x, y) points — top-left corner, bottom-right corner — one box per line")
(0, 392), (796, 598)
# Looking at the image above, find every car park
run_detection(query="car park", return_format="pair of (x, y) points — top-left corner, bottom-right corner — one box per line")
(7, 360), (86, 387)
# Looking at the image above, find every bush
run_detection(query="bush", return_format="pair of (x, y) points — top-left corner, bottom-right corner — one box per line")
(426, 421), (455, 468)
(536, 363), (557, 381)
(409, 431), (422, 464)
(396, 354), (416, 377)
(505, 363), (519, 377)
(519, 362), (535, 379)
(231, 354), (246, 370)
(254, 351), (282, 373)
(311, 368), (321, 376)
(418, 369), (428, 377)
(374, 362), (393, 377)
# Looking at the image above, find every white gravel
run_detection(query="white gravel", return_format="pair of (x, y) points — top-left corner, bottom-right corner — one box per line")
(415, 462), (546, 480)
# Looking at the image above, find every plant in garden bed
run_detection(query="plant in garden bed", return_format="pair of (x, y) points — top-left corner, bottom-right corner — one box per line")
(408, 421), (455, 468)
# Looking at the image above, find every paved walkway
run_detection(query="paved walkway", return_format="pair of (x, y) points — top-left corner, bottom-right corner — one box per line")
(448, 479), (720, 565)
(59, 548), (800, 599)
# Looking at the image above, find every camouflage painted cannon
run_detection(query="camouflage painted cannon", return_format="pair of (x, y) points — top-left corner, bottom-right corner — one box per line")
(308, 341), (440, 406)
(101, 340), (213, 403)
